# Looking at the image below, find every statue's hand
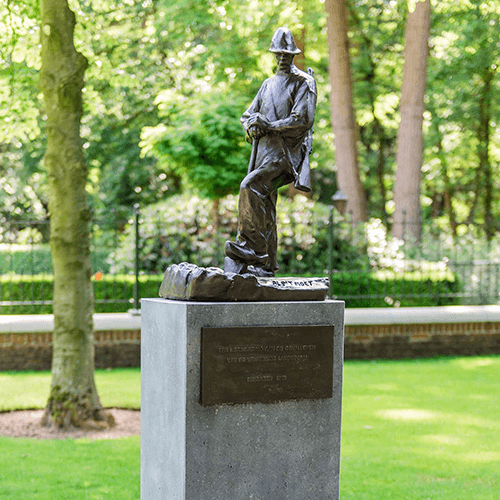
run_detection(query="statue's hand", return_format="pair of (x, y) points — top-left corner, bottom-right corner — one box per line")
(247, 113), (271, 131)
(248, 124), (265, 140)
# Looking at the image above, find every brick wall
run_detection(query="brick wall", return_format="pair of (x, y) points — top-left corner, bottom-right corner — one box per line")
(345, 322), (500, 359)
(2, 318), (500, 371)
(0, 330), (141, 371)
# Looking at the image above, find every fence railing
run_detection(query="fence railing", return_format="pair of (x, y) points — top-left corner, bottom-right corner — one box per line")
(0, 212), (142, 314)
(1, 209), (499, 314)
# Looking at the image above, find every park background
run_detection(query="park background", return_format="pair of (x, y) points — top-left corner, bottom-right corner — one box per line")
(1, 0), (499, 498)
(1, 0), (499, 313)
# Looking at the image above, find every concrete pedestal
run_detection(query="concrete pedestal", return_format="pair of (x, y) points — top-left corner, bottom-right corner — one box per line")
(141, 298), (344, 500)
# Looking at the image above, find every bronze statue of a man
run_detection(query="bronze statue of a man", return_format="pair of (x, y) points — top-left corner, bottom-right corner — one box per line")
(225, 27), (317, 277)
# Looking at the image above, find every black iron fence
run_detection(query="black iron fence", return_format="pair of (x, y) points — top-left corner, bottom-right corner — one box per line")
(0, 210), (144, 314)
(1, 208), (499, 314)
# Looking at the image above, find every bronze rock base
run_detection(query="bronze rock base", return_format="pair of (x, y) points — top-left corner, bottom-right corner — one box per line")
(158, 262), (329, 302)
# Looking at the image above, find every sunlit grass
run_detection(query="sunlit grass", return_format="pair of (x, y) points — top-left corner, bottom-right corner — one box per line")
(341, 356), (500, 499)
(0, 436), (139, 500)
(0, 368), (141, 499)
(1, 359), (499, 498)
(0, 368), (140, 411)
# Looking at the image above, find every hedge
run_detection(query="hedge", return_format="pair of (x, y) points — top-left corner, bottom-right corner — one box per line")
(1, 269), (461, 315)
(0, 274), (163, 315)
(331, 268), (462, 307)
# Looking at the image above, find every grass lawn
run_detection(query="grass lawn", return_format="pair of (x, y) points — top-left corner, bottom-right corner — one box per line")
(341, 356), (500, 499)
(0, 437), (139, 499)
(1, 358), (499, 499)
(0, 369), (141, 500)
(0, 368), (140, 412)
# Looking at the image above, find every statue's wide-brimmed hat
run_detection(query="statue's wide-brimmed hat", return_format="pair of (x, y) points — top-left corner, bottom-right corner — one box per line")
(269, 27), (301, 55)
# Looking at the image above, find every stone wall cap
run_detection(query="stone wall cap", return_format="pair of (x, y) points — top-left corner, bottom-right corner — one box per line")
(2, 305), (500, 333)
(0, 313), (141, 334)
(345, 305), (500, 325)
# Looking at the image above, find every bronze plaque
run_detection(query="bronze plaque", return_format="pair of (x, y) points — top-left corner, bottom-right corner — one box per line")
(200, 325), (334, 406)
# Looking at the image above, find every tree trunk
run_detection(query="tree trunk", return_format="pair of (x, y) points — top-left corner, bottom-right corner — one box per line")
(211, 197), (220, 233)
(39, 0), (112, 429)
(347, 3), (389, 224)
(428, 99), (458, 237)
(393, 0), (431, 242)
(375, 120), (387, 222)
(325, 0), (367, 222)
(439, 143), (457, 238)
(477, 66), (493, 240)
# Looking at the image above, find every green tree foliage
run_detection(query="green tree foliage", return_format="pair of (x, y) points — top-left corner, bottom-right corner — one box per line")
(0, 0), (499, 240)
(347, 0), (407, 221)
(0, 0), (41, 143)
(1, 0), (338, 216)
(424, 0), (500, 236)
(344, 0), (499, 238)
(0, 1), (47, 224)
(141, 93), (249, 202)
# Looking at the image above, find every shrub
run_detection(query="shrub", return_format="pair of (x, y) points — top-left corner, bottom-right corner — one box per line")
(0, 274), (54, 314)
(331, 267), (462, 307)
(277, 196), (368, 274)
(110, 193), (368, 275)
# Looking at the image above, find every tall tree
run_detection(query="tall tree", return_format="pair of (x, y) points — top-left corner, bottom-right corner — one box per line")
(423, 0), (499, 237)
(39, 0), (112, 429)
(324, 0), (367, 222)
(347, 0), (406, 223)
(393, 0), (431, 241)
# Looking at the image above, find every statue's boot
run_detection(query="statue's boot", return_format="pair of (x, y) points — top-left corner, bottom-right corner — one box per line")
(224, 256), (248, 274)
(224, 257), (276, 277)
(224, 241), (268, 267)
(247, 265), (275, 278)
(224, 241), (276, 277)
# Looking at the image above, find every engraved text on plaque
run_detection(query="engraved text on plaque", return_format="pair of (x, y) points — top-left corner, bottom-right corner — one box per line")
(200, 325), (334, 406)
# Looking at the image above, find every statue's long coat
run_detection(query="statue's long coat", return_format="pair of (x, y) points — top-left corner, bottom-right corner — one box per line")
(241, 66), (317, 192)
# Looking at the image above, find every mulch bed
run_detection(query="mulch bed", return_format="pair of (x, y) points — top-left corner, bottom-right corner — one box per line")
(0, 408), (140, 439)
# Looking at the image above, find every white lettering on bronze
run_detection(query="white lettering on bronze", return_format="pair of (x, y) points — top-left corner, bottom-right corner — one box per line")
(277, 354), (308, 362)
(225, 354), (308, 363)
(202, 325), (334, 406)
(284, 344), (316, 351)
(247, 375), (273, 383)
(219, 344), (316, 355)
(269, 279), (319, 288)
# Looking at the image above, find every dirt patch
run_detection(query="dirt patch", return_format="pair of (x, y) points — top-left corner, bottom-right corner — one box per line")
(0, 408), (140, 440)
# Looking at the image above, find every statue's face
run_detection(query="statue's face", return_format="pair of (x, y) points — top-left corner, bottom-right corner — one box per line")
(274, 52), (294, 72)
